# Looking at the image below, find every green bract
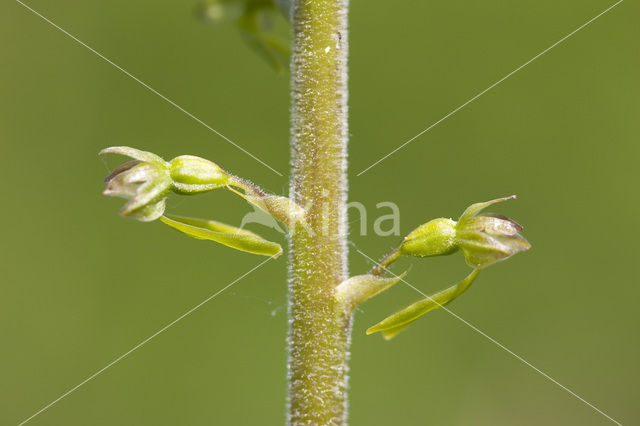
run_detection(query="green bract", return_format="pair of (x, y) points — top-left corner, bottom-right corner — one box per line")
(367, 269), (481, 339)
(160, 215), (282, 257)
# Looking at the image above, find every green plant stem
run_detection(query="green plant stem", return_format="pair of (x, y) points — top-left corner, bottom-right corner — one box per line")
(287, 0), (350, 424)
(370, 246), (402, 276)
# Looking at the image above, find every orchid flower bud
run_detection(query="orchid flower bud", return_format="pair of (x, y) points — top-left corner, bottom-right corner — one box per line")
(101, 147), (233, 221)
(100, 147), (172, 222)
(455, 196), (530, 269)
(398, 196), (530, 269)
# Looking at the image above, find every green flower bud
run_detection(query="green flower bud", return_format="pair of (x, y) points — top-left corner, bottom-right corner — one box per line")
(400, 218), (458, 258)
(397, 196), (530, 269)
(455, 196), (530, 269)
(101, 147), (233, 221)
(169, 155), (230, 194)
(195, 0), (244, 24)
(101, 147), (172, 222)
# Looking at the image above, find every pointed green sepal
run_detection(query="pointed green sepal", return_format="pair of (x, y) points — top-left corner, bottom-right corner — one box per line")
(458, 195), (516, 222)
(160, 215), (282, 257)
(367, 269), (481, 339)
(99, 146), (168, 166)
(335, 272), (407, 311)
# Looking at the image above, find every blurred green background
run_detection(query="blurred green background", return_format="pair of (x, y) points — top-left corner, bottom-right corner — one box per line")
(1, 0), (638, 424)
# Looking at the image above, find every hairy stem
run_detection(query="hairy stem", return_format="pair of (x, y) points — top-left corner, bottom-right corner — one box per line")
(287, 0), (350, 424)
(370, 246), (402, 276)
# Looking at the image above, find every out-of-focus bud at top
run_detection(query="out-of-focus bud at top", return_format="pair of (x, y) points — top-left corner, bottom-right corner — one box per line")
(399, 218), (458, 258)
(169, 155), (230, 194)
(195, 0), (244, 24)
(274, 0), (291, 17)
(195, 0), (290, 72)
(455, 195), (530, 269)
(100, 146), (172, 222)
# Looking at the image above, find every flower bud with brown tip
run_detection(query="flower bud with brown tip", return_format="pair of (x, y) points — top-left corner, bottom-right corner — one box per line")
(455, 196), (530, 269)
(101, 146), (232, 222)
(101, 147), (172, 222)
(396, 196), (530, 270)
